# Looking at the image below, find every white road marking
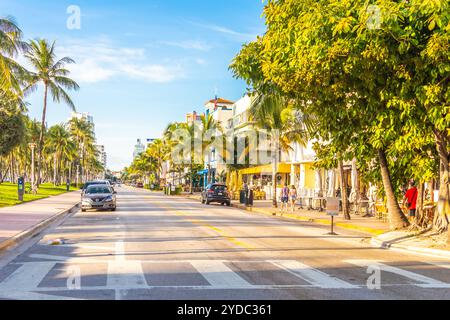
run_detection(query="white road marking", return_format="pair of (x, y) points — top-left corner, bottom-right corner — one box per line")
(345, 260), (450, 288)
(190, 260), (251, 288)
(107, 241), (147, 300)
(0, 290), (82, 300)
(28, 254), (104, 264)
(271, 260), (357, 289)
(0, 262), (56, 290)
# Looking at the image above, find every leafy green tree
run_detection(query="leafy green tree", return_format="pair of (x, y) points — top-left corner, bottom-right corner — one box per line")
(0, 104), (25, 157)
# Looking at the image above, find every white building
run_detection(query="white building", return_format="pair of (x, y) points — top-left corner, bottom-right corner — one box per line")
(203, 97), (235, 184)
(133, 139), (146, 160)
(70, 112), (94, 129)
(96, 145), (107, 168)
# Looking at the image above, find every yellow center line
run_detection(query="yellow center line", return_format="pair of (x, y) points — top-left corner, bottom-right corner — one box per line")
(151, 201), (255, 250)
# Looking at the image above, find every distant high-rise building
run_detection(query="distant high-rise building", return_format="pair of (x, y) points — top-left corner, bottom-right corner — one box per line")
(96, 145), (107, 168)
(70, 112), (95, 130)
(133, 139), (146, 159)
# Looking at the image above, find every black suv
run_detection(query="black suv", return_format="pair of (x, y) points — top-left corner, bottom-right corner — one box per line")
(201, 184), (231, 206)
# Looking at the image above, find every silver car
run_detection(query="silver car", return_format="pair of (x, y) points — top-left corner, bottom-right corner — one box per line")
(81, 184), (117, 212)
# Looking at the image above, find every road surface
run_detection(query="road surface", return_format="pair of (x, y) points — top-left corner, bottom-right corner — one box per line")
(0, 186), (449, 300)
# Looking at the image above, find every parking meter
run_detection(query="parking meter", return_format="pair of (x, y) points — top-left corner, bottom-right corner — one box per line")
(66, 179), (70, 191)
(18, 177), (25, 201)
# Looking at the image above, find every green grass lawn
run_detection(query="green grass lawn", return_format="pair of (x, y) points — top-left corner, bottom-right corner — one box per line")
(0, 183), (78, 208)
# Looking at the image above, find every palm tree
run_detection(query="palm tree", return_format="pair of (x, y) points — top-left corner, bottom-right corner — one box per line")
(249, 91), (309, 208)
(200, 114), (222, 185)
(68, 117), (95, 183)
(0, 17), (28, 94)
(146, 139), (170, 186)
(45, 124), (73, 185)
(24, 39), (79, 186)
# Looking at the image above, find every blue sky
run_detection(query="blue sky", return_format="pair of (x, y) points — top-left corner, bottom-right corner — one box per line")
(1, 0), (265, 170)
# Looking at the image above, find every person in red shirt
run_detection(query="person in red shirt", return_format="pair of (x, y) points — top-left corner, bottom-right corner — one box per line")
(402, 181), (418, 218)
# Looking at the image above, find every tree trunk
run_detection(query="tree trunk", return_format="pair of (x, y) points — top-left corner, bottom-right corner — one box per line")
(338, 160), (351, 220)
(377, 149), (410, 229)
(37, 83), (48, 188)
(433, 130), (450, 239)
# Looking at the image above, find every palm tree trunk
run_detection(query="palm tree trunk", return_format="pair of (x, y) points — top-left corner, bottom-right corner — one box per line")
(37, 83), (48, 188)
(377, 148), (409, 230)
(338, 160), (351, 220)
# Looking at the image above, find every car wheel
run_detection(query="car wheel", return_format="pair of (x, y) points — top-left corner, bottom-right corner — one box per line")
(221, 203), (225, 206)
(111, 208), (116, 211)
(81, 209), (86, 212)
(226, 202), (231, 207)
(205, 200), (210, 205)
(201, 198), (205, 204)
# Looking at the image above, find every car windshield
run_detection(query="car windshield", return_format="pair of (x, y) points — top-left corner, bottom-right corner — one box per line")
(211, 185), (227, 192)
(83, 182), (106, 189)
(86, 185), (111, 194)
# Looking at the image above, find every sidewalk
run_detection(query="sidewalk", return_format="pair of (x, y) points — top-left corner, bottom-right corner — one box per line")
(0, 191), (80, 253)
(177, 193), (389, 236)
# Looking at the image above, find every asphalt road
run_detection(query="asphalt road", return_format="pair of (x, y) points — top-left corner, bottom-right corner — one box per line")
(0, 186), (449, 300)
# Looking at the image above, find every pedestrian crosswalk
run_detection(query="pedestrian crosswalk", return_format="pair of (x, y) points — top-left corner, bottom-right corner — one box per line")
(1, 254), (450, 300)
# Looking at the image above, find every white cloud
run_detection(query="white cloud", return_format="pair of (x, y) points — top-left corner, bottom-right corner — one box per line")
(118, 64), (183, 83)
(162, 40), (212, 51)
(190, 22), (258, 42)
(196, 58), (207, 65)
(56, 39), (183, 84)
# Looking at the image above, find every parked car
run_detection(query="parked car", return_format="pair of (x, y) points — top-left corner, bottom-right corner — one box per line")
(81, 184), (117, 212)
(201, 183), (231, 206)
(136, 182), (144, 188)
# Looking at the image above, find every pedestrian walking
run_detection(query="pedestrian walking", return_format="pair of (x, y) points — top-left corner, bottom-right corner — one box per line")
(402, 180), (418, 220)
(289, 185), (297, 212)
(281, 184), (289, 212)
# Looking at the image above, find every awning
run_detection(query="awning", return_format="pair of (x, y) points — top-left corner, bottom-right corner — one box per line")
(239, 163), (299, 175)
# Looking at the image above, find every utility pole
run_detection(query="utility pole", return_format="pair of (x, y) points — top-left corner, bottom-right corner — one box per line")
(29, 143), (37, 195)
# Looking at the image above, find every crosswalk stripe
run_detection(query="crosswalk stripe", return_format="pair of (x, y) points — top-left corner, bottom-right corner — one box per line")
(344, 260), (450, 288)
(190, 260), (251, 287)
(0, 262), (56, 290)
(270, 260), (357, 289)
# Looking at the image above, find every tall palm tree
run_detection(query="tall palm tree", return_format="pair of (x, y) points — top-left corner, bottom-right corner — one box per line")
(249, 91), (309, 208)
(45, 124), (73, 185)
(24, 39), (79, 186)
(200, 114), (222, 185)
(68, 117), (95, 183)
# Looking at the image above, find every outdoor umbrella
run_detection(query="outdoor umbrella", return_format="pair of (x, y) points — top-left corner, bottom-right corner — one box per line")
(327, 169), (336, 197)
(349, 159), (358, 203)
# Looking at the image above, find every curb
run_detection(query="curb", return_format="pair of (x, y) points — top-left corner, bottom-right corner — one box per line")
(171, 193), (386, 236)
(371, 236), (450, 259)
(0, 202), (80, 254)
(231, 203), (386, 236)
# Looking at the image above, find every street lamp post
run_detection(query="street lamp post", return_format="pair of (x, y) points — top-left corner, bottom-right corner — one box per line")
(76, 164), (80, 187)
(28, 143), (37, 195)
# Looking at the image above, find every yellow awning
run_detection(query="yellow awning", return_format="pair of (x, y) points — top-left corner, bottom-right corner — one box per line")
(239, 163), (299, 175)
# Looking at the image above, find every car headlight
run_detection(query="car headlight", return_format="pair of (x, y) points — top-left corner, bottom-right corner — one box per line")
(104, 196), (113, 202)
